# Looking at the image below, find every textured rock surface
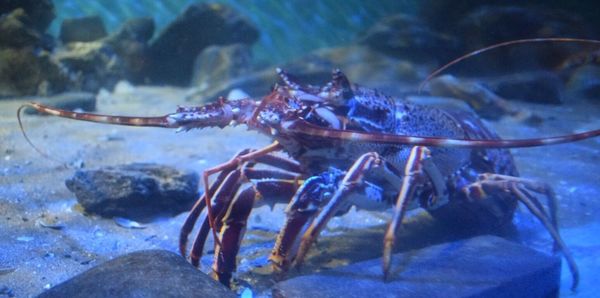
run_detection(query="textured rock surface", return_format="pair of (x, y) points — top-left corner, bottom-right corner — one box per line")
(54, 41), (126, 93)
(103, 17), (155, 84)
(0, 1), (68, 98)
(0, 49), (68, 98)
(147, 3), (259, 85)
(65, 163), (199, 220)
(490, 71), (564, 104)
(59, 16), (107, 44)
(273, 236), (561, 298)
(565, 65), (600, 100)
(38, 250), (235, 298)
(0, 0), (55, 33)
(428, 75), (519, 119)
(191, 43), (253, 89)
(0, 8), (41, 48)
(358, 13), (457, 62)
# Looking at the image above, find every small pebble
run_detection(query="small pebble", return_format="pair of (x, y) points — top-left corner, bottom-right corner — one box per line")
(114, 217), (147, 229)
(37, 218), (65, 230)
(0, 267), (16, 276)
(0, 286), (15, 297)
(240, 287), (253, 298)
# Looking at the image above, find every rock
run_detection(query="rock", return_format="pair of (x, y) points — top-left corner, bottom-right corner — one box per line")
(59, 16), (107, 44)
(419, 3), (595, 75)
(565, 64), (600, 99)
(108, 17), (154, 44)
(53, 17), (155, 91)
(147, 3), (259, 86)
(311, 45), (427, 94)
(0, 1), (68, 98)
(455, 6), (592, 74)
(38, 250), (235, 298)
(0, 0), (55, 33)
(187, 45), (426, 103)
(54, 41), (125, 92)
(0, 48), (69, 98)
(273, 235), (561, 298)
(0, 8), (40, 48)
(186, 56), (333, 102)
(427, 75), (519, 119)
(489, 71), (564, 104)
(187, 68), (278, 102)
(65, 163), (199, 220)
(191, 44), (253, 89)
(0, 286), (14, 298)
(23, 92), (96, 114)
(104, 18), (155, 83)
(423, 1), (600, 38)
(358, 14), (457, 63)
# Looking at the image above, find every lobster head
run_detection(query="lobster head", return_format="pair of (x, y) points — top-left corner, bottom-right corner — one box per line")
(249, 68), (356, 132)
(167, 69), (357, 134)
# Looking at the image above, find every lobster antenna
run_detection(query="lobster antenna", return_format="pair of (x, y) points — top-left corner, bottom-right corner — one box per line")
(418, 37), (600, 93)
(17, 104), (71, 167)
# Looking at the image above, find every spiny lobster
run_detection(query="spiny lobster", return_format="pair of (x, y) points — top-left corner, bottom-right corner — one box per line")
(18, 38), (600, 291)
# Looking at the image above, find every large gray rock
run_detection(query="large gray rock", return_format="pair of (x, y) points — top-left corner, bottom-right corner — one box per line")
(104, 17), (155, 84)
(490, 71), (564, 104)
(427, 75), (519, 119)
(38, 250), (235, 298)
(191, 43), (253, 89)
(65, 163), (199, 220)
(358, 14), (457, 63)
(147, 3), (259, 86)
(273, 236), (561, 298)
(453, 5), (592, 75)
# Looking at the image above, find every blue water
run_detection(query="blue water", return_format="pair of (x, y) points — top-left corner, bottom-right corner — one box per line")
(51, 0), (414, 64)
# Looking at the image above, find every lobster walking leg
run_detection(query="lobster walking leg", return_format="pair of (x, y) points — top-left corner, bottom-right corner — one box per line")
(270, 168), (346, 272)
(212, 184), (256, 286)
(383, 146), (432, 279)
(209, 171), (303, 285)
(201, 142), (283, 247)
(294, 152), (384, 267)
(180, 147), (305, 285)
(464, 173), (579, 290)
(180, 149), (254, 259)
(190, 175), (301, 275)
